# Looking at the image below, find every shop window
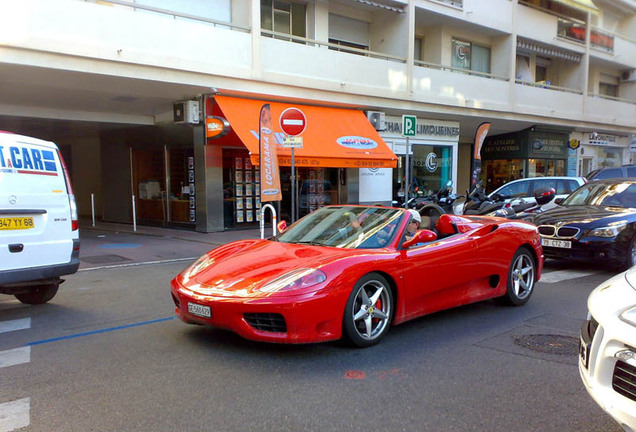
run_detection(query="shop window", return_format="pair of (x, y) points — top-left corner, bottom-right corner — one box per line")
(451, 39), (491, 74)
(261, 0), (306, 39)
(167, 148), (195, 224)
(411, 145), (453, 196)
(223, 149), (260, 228)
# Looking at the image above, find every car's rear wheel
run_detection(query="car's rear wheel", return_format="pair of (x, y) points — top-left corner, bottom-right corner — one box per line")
(343, 273), (393, 347)
(500, 247), (535, 306)
(14, 282), (59, 305)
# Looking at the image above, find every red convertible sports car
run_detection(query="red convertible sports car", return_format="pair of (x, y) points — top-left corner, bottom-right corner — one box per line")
(171, 205), (543, 347)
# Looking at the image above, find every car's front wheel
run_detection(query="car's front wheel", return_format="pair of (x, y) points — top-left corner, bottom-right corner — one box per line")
(14, 282), (59, 305)
(343, 273), (393, 347)
(621, 235), (636, 271)
(500, 247), (535, 306)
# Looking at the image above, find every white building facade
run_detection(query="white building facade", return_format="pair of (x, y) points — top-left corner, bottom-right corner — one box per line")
(1, 0), (635, 231)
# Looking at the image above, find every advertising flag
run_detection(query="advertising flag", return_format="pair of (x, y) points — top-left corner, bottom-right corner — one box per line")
(259, 104), (282, 202)
(471, 122), (491, 188)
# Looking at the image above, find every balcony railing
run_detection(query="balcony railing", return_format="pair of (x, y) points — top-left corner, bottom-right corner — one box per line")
(588, 93), (636, 105)
(515, 79), (583, 95)
(260, 29), (407, 63)
(424, 0), (463, 8)
(414, 60), (508, 81)
(558, 19), (615, 53)
(83, 0), (250, 32)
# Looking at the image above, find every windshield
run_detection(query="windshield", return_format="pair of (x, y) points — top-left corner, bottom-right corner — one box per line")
(275, 206), (404, 249)
(561, 182), (636, 208)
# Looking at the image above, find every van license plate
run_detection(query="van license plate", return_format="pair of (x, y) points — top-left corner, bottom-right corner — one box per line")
(0, 217), (35, 230)
(187, 302), (211, 318)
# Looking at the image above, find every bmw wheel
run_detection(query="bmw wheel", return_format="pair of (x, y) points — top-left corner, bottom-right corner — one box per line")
(621, 235), (636, 271)
(343, 273), (393, 347)
(500, 247), (535, 306)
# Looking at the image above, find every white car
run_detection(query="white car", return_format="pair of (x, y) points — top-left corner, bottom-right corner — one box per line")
(579, 268), (636, 431)
(489, 176), (586, 211)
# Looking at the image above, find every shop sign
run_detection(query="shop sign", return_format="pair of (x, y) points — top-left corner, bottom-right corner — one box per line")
(569, 139), (580, 150)
(205, 116), (230, 139)
(481, 137), (524, 159)
(359, 167), (392, 203)
(529, 137), (569, 158)
(383, 117), (460, 141)
(587, 133), (617, 146)
(336, 136), (378, 150)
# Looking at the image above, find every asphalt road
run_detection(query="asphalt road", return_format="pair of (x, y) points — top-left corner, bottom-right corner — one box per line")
(0, 258), (625, 432)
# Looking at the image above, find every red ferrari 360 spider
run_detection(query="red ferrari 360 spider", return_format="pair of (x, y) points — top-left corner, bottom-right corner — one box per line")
(171, 205), (543, 347)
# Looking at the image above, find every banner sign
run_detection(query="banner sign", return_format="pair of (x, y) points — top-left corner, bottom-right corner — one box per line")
(471, 122), (491, 188)
(259, 104), (282, 202)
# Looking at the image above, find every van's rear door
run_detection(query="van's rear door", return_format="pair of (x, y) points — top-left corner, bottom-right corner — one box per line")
(0, 135), (76, 272)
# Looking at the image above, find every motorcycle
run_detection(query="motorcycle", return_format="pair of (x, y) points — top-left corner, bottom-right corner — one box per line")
(493, 187), (556, 220)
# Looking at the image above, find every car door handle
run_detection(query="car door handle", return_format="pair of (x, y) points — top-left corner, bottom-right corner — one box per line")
(8, 244), (24, 253)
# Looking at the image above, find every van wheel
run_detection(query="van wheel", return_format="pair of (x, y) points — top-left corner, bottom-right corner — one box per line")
(15, 283), (59, 305)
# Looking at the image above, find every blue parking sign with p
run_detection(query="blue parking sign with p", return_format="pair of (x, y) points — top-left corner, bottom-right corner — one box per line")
(402, 115), (416, 137)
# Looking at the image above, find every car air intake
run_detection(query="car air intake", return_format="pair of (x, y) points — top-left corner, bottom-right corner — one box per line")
(613, 359), (636, 402)
(244, 313), (287, 333)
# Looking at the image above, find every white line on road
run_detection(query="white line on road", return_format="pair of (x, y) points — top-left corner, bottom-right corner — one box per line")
(0, 347), (31, 368)
(540, 269), (599, 284)
(0, 398), (30, 432)
(0, 319), (31, 335)
(79, 256), (197, 272)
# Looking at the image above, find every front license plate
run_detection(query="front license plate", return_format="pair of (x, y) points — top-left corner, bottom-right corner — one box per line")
(542, 238), (571, 249)
(187, 302), (211, 318)
(0, 217), (34, 231)
(579, 336), (590, 370)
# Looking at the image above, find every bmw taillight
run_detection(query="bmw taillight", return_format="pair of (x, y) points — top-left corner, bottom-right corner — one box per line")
(56, 149), (79, 231)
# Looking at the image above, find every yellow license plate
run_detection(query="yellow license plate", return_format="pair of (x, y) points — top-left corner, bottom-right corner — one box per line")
(0, 217), (35, 230)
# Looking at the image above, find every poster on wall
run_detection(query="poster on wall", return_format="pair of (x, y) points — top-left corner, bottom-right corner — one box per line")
(246, 211), (253, 222)
(235, 170), (243, 183)
(359, 168), (392, 203)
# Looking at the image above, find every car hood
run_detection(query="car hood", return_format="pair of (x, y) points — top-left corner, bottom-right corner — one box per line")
(531, 205), (636, 227)
(179, 239), (367, 296)
(625, 267), (636, 292)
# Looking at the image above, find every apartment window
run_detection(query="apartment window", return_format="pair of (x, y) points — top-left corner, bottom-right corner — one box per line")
(329, 14), (370, 53)
(415, 37), (424, 62)
(451, 39), (490, 74)
(261, 0), (306, 38)
(599, 83), (619, 98)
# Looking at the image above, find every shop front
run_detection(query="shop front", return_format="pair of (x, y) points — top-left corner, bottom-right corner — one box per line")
(481, 127), (572, 192)
(205, 95), (397, 229)
(379, 117), (460, 203)
(576, 132), (628, 176)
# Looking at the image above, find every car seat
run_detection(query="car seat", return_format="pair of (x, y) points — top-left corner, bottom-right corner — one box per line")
(435, 214), (458, 238)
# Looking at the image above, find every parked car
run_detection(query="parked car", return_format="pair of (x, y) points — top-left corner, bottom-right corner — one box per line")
(0, 131), (79, 304)
(579, 268), (636, 431)
(488, 176), (586, 211)
(531, 179), (636, 270)
(586, 164), (636, 181)
(171, 205), (543, 347)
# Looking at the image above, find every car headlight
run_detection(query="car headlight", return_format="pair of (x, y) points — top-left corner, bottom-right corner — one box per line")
(259, 268), (327, 293)
(588, 223), (627, 238)
(620, 305), (636, 327)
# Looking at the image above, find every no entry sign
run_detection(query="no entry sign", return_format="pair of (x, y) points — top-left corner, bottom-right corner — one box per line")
(279, 107), (307, 136)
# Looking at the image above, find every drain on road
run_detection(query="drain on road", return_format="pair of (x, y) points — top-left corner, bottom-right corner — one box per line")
(512, 334), (579, 356)
(80, 254), (132, 264)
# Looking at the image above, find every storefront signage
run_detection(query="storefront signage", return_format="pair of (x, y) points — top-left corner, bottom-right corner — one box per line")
(336, 136), (378, 150)
(481, 137), (523, 159)
(529, 136), (568, 159)
(205, 116), (230, 139)
(359, 167), (392, 203)
(588, 133), (617, 146)
(569, 139), (580, 150)
(383, 117), (460, 141)
(425, 152), (438, 172)
(259, 104), (282, 202)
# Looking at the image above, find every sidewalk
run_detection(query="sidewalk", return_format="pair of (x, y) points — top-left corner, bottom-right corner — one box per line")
(78, 220), (263, 271)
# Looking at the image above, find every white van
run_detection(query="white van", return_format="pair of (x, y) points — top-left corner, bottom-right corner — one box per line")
(0, 131), (79, 304)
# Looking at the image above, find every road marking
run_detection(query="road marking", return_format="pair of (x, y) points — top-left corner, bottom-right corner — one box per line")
(28, 316), (176, 346)
(79, 256), (197, 272)
(0, 318), (30, 334)
(0, 397), (30, 432)
(540, 269), (599, 284)
(0, 347), (30, 368)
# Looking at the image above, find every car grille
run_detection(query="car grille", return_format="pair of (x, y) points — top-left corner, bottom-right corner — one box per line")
(244, 313), (287, 333)
(538, 225), (580, 238)
(613, 359), (636, 402)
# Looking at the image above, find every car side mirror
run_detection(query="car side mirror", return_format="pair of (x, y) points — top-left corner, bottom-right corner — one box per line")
(276, 220), (288, 233)
(403, 229), (437, 249)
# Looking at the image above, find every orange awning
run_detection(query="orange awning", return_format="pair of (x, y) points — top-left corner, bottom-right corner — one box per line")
(213, 96), (397, 169)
